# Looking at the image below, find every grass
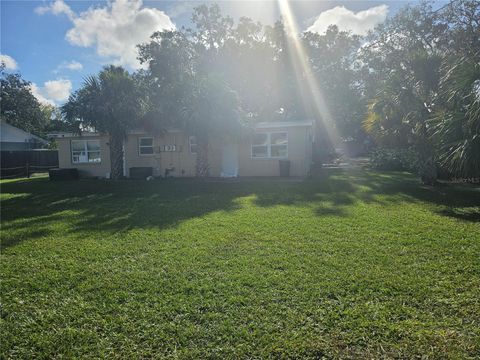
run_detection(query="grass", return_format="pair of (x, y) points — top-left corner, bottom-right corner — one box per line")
(1, 169), (479, 359)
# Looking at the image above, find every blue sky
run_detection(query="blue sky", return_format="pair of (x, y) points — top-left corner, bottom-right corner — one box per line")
(0, 0), (441, 106)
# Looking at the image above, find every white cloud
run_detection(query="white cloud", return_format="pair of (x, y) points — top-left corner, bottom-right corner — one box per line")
(31, 79), (72, 105)
(36, 0), (175, 68)
(44, 79), (72, 101)
(55, 60), (83, 72)
(35, 0), (75, 20)
(0, 54), (18, 70)
(30, 83), (55, 106)
(306, 5), (388, 36)
(167, 1), (196, 19)
(64, 60), (83, 71)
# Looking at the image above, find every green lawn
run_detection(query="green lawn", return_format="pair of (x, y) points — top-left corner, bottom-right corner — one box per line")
(1, 169), (479, 359)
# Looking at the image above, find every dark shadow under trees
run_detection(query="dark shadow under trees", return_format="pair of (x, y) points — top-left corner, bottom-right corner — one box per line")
(1, 168), (479, 249)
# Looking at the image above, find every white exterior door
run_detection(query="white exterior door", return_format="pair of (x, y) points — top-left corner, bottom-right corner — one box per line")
(221, 143), (239, 177)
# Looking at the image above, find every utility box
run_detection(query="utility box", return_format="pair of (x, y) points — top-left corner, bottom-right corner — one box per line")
(49, 168), (79, 181)
(129, 167), (153, 179)
(279, 160), (290, 177)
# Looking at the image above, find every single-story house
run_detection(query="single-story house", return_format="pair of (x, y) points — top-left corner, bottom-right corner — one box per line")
(1, 120), (49, 150)
(50, 121), (314, 178)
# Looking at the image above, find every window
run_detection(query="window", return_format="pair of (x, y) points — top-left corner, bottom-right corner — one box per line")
(252, 133), (268, 158)
(252, 132), (288, 158)
(189, 136), (197, 154)
(71, 140), (101, 164)
(139, 137), (154, 155)
(270, 132), (288, 157)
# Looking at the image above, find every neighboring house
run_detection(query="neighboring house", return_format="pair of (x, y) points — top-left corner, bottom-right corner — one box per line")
(1, 120), (49, 150)
(50, 121), (314, 178)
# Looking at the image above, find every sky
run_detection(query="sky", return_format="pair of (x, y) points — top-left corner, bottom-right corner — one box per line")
(0, 0), (442, 106)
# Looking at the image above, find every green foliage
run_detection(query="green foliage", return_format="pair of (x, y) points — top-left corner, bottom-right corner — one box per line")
(0, 67), (50, 136)
(62, 66), (143, 136)
(191, 3), (234, 50)
(181, 75), (244, 176)
(431, 54), (480, 178)
(139, 5), (365, 141)
(3, 0), (474, 180)
(369, 147), (419, 172)
(137, 30), (197, 131)
(138, 9), (248, 176)
(181, 75), (245, 141)
(303, 26), (366, 140)
(137, 1), (480, 181)
(1, 169), (479, 358)
(62, 66), (145, 179)
(363, 78), (416, 149)
(361, 0), (480, 181)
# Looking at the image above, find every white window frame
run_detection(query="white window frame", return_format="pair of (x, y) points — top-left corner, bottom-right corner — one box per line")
(251, 131), (288, 159)
(71, 139), (101, 164)
(138, 137), (154, 156)
(189, 136), (197, 154)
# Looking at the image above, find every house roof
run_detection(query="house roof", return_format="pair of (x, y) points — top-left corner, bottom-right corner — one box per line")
(48, 131), (100, 138)
(255, 120), (313, 129)
(1, 120), (48, 144)
(48, 120), (314, 138)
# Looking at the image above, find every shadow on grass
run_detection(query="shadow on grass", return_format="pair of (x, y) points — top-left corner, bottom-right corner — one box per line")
(253, 168), (479, 220)
(1, 168), (479, 249)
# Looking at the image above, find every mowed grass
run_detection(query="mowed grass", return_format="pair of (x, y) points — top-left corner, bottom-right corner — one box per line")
(1, 169), (479, 359)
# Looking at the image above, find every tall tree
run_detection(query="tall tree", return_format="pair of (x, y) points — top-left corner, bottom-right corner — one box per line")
(181, 75), (244, 177)
(431, 55), (480, 177)
(137, 30), (197, 132)
(362, 0), (480, 180)
(138, 7), (246, 177)
(62, 66), (143, 180)
(0, 66), (50, 136)
(431, 0), (480, 177)
(217, 17), (279, 119)
(136, 0), (479, 181)
(303, 25), (365, 145)
(360, 2), (446, 184)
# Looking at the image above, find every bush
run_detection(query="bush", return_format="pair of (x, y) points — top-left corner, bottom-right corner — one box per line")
(370, 148), (419, 172)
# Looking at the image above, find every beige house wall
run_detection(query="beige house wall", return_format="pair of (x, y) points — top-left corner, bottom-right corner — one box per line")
(237, 126), (312, 177)
(124, 132), (198, 177)
(57, 135), (111, 178)
(56, 124), (313, 178)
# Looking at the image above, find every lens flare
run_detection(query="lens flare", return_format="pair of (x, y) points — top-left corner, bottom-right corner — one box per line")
(277, 0), (339, 148)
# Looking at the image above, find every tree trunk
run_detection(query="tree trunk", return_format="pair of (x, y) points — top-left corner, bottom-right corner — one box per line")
(109, 134), (124, 180)
(195, 142), (209, 177)
(417, 118), (437, 185)
(418, 147), (437, 185)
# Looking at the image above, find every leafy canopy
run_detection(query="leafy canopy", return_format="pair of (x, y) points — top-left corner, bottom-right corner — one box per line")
(1, 66), (50, 136)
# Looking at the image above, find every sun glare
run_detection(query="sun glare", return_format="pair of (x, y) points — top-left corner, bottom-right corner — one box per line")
(277, 0), (340, 147)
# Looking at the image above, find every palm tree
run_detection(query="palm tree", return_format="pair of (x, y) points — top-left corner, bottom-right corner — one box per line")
(431, 53), (480, 178)
(363, 75), (414, 149)
(363, 51), (441, 185)
(62, 66), (143, 179)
